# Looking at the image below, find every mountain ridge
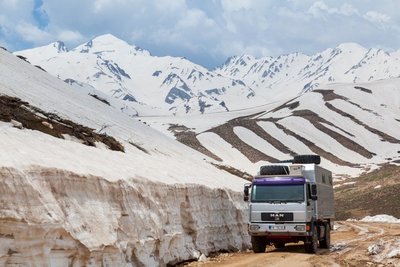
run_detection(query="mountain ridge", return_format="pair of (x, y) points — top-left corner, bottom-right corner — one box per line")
(15, 34), (400, 117)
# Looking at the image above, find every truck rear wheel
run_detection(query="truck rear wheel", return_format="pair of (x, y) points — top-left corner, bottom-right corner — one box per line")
(319, 223), (331, 248)
(274, 242), (285, 249)
(259, 165), (289, 175)
(305, 226), (318, 253)
(251, 236), (267, 253)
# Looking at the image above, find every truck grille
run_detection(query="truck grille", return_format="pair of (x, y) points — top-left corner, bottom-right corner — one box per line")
(261, 212), (294, 221)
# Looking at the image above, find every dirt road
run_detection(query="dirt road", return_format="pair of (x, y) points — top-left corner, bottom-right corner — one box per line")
(185, 221), (400, 267)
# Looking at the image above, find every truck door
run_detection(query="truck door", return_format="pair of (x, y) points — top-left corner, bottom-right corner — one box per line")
(306, 183), (316, 221)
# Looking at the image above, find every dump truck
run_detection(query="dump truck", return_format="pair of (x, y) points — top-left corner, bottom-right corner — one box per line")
(243, 155), (334, 253)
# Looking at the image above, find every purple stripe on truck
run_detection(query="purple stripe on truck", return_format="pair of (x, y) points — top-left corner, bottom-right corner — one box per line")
(252, 176), (305, 185)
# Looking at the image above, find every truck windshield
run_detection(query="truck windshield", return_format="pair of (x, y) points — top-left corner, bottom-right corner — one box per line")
(251, 184), (305, 203)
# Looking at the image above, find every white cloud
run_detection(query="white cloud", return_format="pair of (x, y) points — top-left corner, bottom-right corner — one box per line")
(57, 30), (84, 43)
(1, 0), (20, 8)
(150, 8), (219, 53)
(154, 0), (186, 13)
(0, 37), (11, 49)
(364, 11), (390, 24)
(2, 0), (400, 68)
(0, 0), (34, 18)
(93, 0), (132, 13)
(308, 1), (330, 17)
(15, 22), (52, 43)
(243, 45), (271, 58)
(176, 9), (214, 29)
(308, 1), (359, 18)
(339, 3), (358, 16)
(220, 0), (253, 12)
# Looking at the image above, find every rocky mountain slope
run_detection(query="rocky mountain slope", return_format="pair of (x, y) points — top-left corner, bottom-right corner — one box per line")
(15, 34), (259, 116)
(143, 78), (400, 178)
(16, 36), (400, 117)
(0, 48), (250, 266)
(216, 43), (400, 97)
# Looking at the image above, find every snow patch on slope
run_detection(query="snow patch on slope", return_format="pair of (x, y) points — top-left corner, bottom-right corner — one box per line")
(361, 215), (400, 223)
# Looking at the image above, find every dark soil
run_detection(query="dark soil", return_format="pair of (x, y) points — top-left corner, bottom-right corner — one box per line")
(208, 120), (279, 163)
(313, 89), (348, 102)
(292, 109), (374, 159)
(354, 86), (372, 94)
(325, 102), (400, 144)
(0, 95), (124, 152)
(168, 124), (222, 161)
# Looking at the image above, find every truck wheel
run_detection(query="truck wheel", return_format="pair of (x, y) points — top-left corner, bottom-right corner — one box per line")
(259, 165), (289, 175)
(274, 242), (285, 249)
(305, 226), (318, 253)
(293, 155), (321, 165)
(319, 223), (331, 249)
(251, 236), (267, 253)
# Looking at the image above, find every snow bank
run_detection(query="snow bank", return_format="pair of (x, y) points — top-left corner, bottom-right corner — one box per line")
(0, 166), (250, 266)
(367, 239), (400, 265)
(360, 215), (400, 224)
(387, 249), (400, 259)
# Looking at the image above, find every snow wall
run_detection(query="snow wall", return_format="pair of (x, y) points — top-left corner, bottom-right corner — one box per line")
(0, 166), (250, 266)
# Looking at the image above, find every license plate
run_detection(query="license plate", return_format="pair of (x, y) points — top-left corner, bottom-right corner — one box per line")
(270, 225), (285, 230)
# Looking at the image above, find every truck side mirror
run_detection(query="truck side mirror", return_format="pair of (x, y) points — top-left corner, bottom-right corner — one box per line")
(243, 184), (251, 202)
(310, 184), (318, 200)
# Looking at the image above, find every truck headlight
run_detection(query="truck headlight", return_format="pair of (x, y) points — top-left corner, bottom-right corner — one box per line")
(249, 224), (260, 231)
(294, 225), (306, 231)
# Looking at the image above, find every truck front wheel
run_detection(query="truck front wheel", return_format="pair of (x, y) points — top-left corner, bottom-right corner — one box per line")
(305, 226), (318, 253)
(251, 236), (267, 253)
(319, 223), (331, 248)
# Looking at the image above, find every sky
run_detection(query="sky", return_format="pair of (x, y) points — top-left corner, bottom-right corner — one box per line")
(1, 0), (400, 69)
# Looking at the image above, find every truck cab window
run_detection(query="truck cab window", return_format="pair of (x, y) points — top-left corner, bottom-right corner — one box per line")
(251, 184), (305, 203)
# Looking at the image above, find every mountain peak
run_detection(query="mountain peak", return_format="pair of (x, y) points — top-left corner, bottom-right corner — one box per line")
(91, 33), (126, 44)
(75, 33), (132, 54)
(74, 34), (150, 56)
(51, 41), (68, 53)
(336, 42), (366, 52)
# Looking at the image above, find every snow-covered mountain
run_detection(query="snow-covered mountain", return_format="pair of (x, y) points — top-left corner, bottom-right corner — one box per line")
(216, 43), (400, 98)
(15, 34), (259, 116)
(143, 78), (400, 178)
(16, 36), (400, 117)
(0, 47), (249, 265)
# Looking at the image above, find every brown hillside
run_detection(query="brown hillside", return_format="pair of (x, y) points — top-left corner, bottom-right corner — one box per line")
(335, 164), (400, 220)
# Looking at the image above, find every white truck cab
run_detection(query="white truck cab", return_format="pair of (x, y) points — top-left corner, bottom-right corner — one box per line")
(244, 155), (335, 253)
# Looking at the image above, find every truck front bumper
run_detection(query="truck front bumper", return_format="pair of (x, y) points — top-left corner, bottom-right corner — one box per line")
(248, 223), (310, 236)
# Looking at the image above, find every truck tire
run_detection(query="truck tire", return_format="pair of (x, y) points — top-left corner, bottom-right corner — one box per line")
(274, 242), (285, 249)
(259, 165), (289, 175)
(319, 223), (331, 249)
(293, 155), (321, 165)
(251, 236), (267, 253)
(305, 226), (318, 253)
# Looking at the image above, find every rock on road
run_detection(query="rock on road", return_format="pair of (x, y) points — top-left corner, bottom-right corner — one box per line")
(185, 221), (400, 267)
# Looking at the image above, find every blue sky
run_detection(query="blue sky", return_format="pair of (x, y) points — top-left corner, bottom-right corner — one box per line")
(1, 0), (400, 68)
